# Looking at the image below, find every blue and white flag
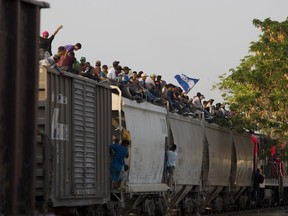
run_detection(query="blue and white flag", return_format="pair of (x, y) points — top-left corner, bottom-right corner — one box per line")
(174, 74), (199, 92)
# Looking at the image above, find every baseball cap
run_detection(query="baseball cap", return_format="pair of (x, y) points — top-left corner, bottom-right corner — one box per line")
(123, 66), (131, 71)
(113, 61), (120, 67)
(42, 31), (49, 38)
(80, 57), (86, 62)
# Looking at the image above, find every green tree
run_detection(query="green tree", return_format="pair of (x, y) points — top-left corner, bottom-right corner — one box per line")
(216, 18), (288, 144)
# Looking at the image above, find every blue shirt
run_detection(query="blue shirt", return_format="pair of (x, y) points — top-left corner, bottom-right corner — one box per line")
(109, 144), (128, 168)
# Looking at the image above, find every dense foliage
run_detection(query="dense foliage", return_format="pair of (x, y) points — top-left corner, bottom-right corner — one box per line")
(216, 18), (288, 144)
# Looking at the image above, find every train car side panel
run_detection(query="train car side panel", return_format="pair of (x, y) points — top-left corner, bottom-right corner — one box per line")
(169, 116), (203, 185)
(233, 133), (253, 187)
(122, 99), (168, 191)
(38, 69), (111, 207)
(46, 68), (72, 202)
(205, 125), (232, 186)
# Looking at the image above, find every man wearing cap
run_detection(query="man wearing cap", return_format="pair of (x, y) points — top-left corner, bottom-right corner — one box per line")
(206, 99), (215, 114)
(121, 66), (131, 83)
(214, 103), (224, 118)
(192, 92), (205, 110)
(107, 61), (120, 82)
(139, 73), (148, 88)
(39, 25), (63, 59)
(155, 75), (166, 95)
(139, 73), (161, 102)
(146, 73), (160, 97)
(94, 60), (102, 77)
(78, 57), (87, 73)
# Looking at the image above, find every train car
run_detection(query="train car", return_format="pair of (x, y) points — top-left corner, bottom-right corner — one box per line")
(1, 1), (284, 215)
(111, 90), (169, 215)
(35, 67), (267, 216)
(34, 68), (281, 216)
(111, 89), (255, 215)
(168, 112), (204, 214)
(167, 114), (253, 214)
(35, 68), (285, 215)
(253, 134), (288, 206)
(36, 67), (112, 215)
(281, 150), (288, 204)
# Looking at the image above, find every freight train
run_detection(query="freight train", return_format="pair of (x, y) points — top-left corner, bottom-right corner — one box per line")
(34, 68), (287, 216)
(1, 1), (286, 215)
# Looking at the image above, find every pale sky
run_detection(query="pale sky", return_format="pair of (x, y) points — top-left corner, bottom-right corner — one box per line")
(40, 0), (287, 103)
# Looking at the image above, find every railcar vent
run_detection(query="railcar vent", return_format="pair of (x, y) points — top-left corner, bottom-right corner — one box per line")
(72, 80), (97, 196)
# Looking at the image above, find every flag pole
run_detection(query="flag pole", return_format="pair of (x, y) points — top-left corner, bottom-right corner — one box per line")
(185, 86), (193, 95)
(185, 77), (200, 95)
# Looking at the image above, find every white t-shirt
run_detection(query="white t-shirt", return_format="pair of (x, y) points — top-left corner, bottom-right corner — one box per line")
(167, 150), (177, 167)
(39, 56), (55, 68)
(192, 97), (202, 108)
(107, 67), (116, 80)
(145, 77), (156, 90)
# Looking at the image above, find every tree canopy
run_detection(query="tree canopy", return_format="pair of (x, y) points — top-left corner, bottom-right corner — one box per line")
(216, 18), (288, 144)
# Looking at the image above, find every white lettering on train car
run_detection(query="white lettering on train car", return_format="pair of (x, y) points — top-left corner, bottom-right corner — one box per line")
(57, 94), (68, 104)
(51, 108), (69, 141)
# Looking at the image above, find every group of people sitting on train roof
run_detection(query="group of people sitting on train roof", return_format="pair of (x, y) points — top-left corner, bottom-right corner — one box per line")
(38, 25), (234, 124)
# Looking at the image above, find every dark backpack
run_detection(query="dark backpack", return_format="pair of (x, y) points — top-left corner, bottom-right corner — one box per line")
(258, 174), (264, 184)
